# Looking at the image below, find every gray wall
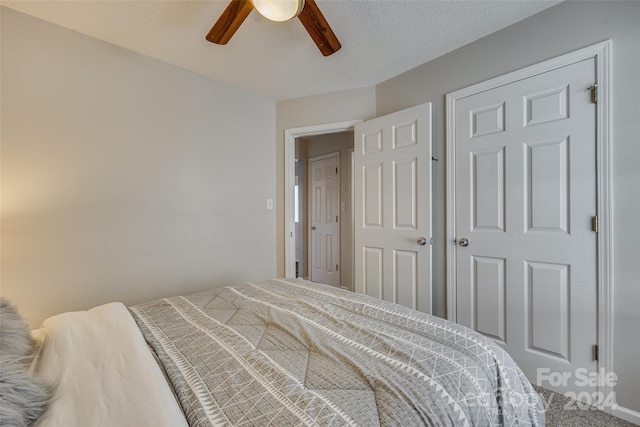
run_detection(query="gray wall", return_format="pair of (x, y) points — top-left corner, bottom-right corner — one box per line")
(1, 8), (277, 328)
(375, 1), (639, 414)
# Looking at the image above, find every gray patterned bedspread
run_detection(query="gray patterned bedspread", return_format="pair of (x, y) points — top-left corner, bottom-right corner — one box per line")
(129, 278), (544, 426)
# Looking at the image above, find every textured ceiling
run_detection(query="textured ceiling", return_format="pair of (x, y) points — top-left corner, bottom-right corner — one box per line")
(1, 0), (560, 100)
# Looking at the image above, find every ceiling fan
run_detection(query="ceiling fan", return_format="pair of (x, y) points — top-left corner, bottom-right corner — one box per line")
(206, 0), (341, 56)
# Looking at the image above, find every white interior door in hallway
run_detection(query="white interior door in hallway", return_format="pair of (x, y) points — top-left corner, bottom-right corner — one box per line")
(309, 153), (340, 287)
(354, 103), (432, 313)
(450, 58), (598, 396)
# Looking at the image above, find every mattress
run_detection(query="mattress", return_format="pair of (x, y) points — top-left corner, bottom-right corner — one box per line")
(129, 278), (544, 426)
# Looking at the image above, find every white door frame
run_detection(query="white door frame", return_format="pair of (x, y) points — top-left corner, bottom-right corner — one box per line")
(446, 40), (613, 411)
(284, 120), (363, 279)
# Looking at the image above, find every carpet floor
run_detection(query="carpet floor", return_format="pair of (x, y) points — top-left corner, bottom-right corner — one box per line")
(533, 385), (637, 426)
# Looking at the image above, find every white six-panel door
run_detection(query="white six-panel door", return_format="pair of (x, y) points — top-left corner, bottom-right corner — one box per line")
(309, 153), (340, 287)
(453, 58), (598, 395)
(354, 104), (432, 313)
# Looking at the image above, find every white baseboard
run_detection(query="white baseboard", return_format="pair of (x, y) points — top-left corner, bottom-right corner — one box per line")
(610, 404), (640, 425)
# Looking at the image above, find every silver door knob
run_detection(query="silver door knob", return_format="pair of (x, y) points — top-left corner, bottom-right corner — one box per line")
(458, 238), (469, 247)
(417, 237), (428, 246)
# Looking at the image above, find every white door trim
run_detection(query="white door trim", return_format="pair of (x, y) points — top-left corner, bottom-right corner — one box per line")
(349, 148), (355, 290)
(284, 120), (363, 279)
(446, 40), (614, 413)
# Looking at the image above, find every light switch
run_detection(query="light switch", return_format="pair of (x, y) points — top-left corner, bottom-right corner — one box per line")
(266, 199), (273, 210)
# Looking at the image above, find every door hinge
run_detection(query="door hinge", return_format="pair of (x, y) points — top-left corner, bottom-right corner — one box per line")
(591, 215), (598, 233)
(336, 264), (339, 271)
(336, 167), (338, 174)
(336, 215), (339, 223)
(592, 344), (599, 361)
(588, 84), (598, 103)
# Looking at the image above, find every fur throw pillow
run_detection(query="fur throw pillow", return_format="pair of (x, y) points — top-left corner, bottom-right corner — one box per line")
(0, 298), (51, 426)
(0, 357), (51, 427)
(0, 298), (33, 359)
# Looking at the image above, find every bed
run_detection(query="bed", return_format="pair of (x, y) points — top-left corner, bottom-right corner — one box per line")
(5, 278), (544, 426)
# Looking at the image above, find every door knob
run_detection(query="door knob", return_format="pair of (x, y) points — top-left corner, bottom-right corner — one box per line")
(417, 237), (428, 246)
(458, 238), (469, 247)
(311, 226), (316, 231)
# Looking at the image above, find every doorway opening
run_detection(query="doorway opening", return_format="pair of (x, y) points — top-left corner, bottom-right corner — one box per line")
(284, 120), (361, 290)
(296, 135), (353, 289)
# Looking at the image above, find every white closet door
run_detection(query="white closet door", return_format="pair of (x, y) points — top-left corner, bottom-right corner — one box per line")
(453, 58), (598, 396)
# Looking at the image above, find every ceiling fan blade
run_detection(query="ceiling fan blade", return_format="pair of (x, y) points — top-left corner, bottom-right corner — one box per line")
(206, 0), (254, 45)
(297, 0), (341, 56)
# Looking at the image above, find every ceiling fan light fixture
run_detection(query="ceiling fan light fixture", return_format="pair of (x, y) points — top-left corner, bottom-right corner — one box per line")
(207, 0), (340, 56)
(251, 0), (305, 22)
